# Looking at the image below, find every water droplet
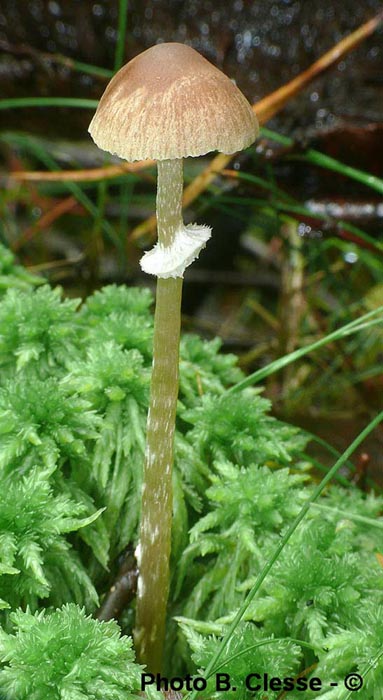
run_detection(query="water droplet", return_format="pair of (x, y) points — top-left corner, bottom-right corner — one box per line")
(92, 4), (104, 17)
(105, 26), (117, 41)
(55, 20), (65, 35)
(344, 251), (358, 264)
(243, 30), (252, 48)
(48, 1), (60, 16)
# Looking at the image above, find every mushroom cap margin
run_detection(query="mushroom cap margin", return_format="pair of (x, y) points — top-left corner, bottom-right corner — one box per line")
(89, 42), (259, 162)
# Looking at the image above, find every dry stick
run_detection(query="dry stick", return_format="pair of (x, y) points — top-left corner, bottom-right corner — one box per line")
(130, 9), (383, 245)
(12, 195), (78, 251)
(134, 159), (184, 673)
(10, 159), (154, 182)
(96, 549), (138, 622)
(278, 219), (306, 392)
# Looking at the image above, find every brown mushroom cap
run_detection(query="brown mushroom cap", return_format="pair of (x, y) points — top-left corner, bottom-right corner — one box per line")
(89, 42), (259, 162)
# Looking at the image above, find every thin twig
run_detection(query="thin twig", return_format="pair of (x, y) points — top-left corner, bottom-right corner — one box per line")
(96, 549), (138, 622)
(9, 160), (154, 182)
(12, 196), (78, 251)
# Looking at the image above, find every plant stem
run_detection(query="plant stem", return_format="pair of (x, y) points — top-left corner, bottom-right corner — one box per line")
(278, 218), (305, 393)
(135, 159), (183, 673)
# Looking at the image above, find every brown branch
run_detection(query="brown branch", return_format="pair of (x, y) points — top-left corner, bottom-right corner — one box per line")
(96, 548), (138, 622)
(253, 10), (383, 124)
(9, 159), (154, 182)
(12, 195), (78, 251)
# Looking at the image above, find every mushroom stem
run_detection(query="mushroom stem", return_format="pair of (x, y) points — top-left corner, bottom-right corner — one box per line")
(156, 159), (184, 247)
(135, 158), (184, 673)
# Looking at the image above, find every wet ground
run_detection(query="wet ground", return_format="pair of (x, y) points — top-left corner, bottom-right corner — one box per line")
(0, 0), (382, 139)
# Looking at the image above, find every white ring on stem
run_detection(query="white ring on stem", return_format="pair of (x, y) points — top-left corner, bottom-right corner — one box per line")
(140, 223), (212, 278)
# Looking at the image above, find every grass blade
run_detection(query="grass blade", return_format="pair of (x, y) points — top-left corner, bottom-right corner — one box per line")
(0, 98), (98, 110)
(114, 0), (129, 71)
(227, 306), (383, 393)
(188, 409), (383, 697)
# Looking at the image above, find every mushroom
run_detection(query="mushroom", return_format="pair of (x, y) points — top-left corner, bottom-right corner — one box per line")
(88, 41), (258, 673)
